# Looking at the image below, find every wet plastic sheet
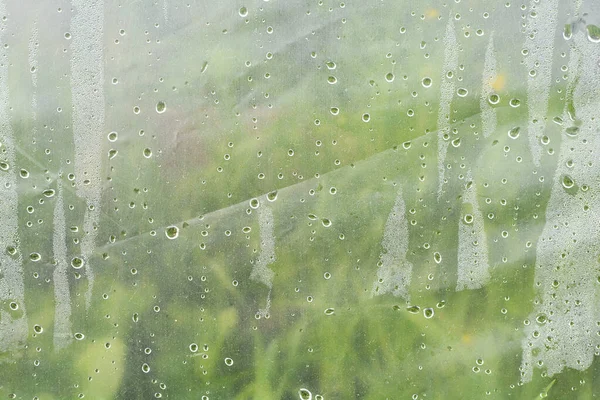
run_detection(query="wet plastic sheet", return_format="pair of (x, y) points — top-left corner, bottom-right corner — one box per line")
(1, 0), (600, 398)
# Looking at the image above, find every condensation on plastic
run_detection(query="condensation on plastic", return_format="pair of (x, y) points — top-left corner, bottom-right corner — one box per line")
(1, 0), (600, 398)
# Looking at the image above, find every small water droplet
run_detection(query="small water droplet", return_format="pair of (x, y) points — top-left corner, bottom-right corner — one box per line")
(298, 388), (312, 400)
(563, 23), (573, 40)
(406, 305), (420, 314)
(508, 126), (520, 139)
(267, 190), (278, 201)
(423, 308), (434, 319)
(561, 175), (575, 189)
(107, 131), (118, 142)
(165, 226), (179, 239)
(488, 94), (500, 105)
(156, 101), (166, 113)
(71, 257), (84, 269)
(586, 24), (600, 43)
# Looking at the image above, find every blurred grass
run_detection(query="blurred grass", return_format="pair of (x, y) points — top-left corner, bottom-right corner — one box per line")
(2, 0), (600, 399)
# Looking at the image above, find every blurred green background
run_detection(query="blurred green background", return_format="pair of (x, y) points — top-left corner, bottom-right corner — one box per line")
(1, 0), (600, 399)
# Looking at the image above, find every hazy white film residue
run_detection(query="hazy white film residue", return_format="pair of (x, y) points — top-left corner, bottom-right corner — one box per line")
(480, 35), (497, 139)
(251, 205), (276, 317)
(523, 0), (559, 166)
(372, 186), (413, 300)
(52, 181), (72, 350)
(70, 0), (105, 309)
(250, 206), (276, 287)
(437, 16), (458, 199)
(520, 31), (600, 383)
(0, 0), (28, 351)
(455, 171), (490, 291)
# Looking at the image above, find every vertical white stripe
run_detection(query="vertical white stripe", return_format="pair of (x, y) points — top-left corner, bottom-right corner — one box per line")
(372, 186), (413, 300)
(70, 0), (105, 309)
(437, 16), (458, 199)
(53, 181), (72, 350)
(0, 0), (28, 351)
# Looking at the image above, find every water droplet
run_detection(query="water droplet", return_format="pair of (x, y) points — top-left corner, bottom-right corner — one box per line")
(464, 214), (473, 224)
(433, 252), (442, 264)
(156, 101), (166, 113)
(224, 357), (234, 366)
(563, 23), (573, 40)
(142, 363), (150, 373)
(71, 257), (84, 269)
(267, 190), (278, 201)
(249, 198), (260, 209)
(362, 113), (370, 122)
(536, 314), (548, 324)
(586, 24), (600, 43)
(321, 218), (332, 227)
(298, 388), (312, 400)
(422, 77), (432, 88)
(325, 61), (336, 70)
(488, 94), (500, 105)
(165, 226), (179, 239)
(29, 252), (41, 262)
(107, 131), (118, 142)
(43, 189), (55, 197)
(423, 308), (434, 319)
(108, 149), (118, 159)
(74, 332), (85, 340)
(457, 87), (469, 97)
(33, 324), (43, 334)
(385, 72), (395, 82)
(330, 107), (339, 115)
(189, 343), (198, 352)
(324, 308), (335, 315)
(508, 126), (520, 139)
(509, 98), (521, 108)
(327, 76), (337, 84)
(561, 175), (575, 189)
(406, 305), (420, 314)
(239, 6), (248, 17)
(19, 169), (29, 178)
(565, 126), (579, 137)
